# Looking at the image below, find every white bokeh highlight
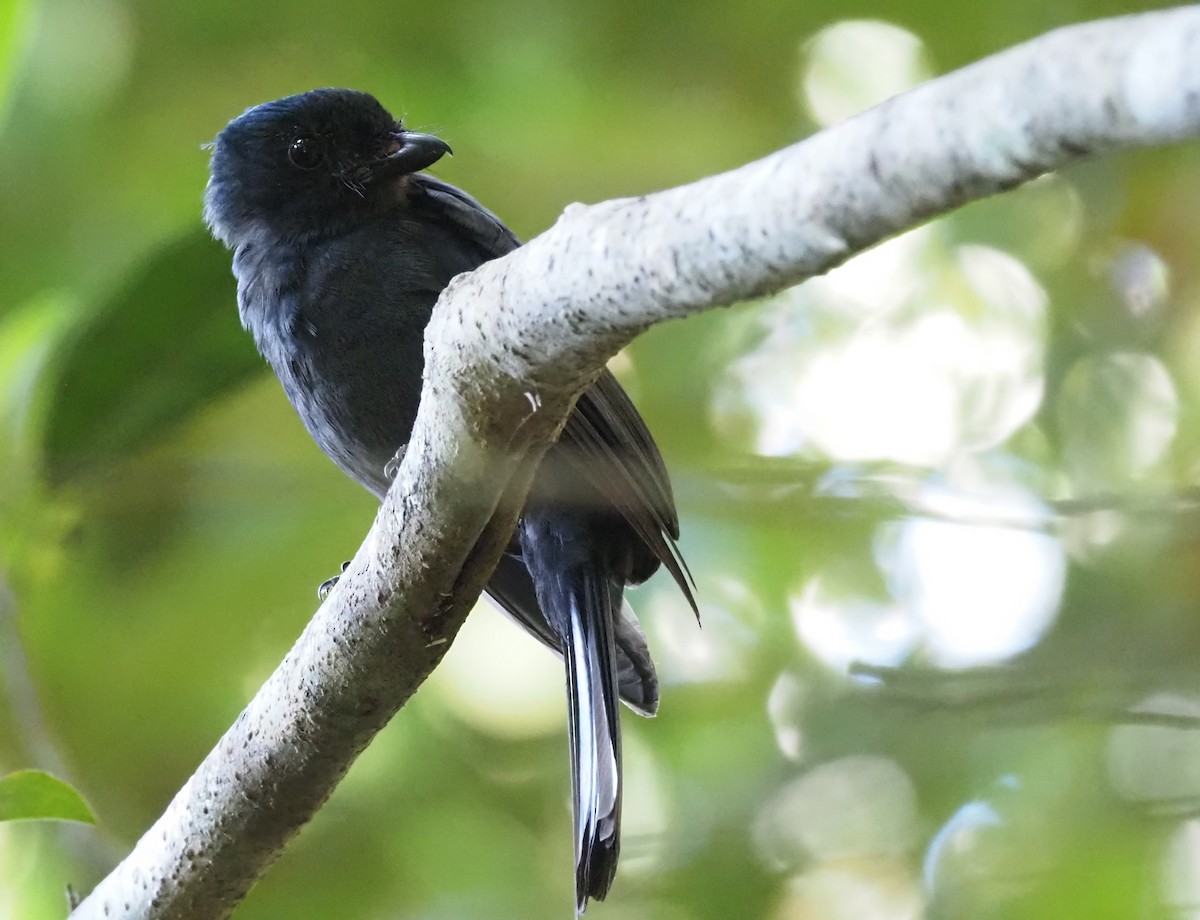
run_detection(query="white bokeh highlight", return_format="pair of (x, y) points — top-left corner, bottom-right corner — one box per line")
(715, 236), (1047, 468)
(801, 20), (932, 127)
(430, 601), (564, 738)
(792, 481), (1065, 671)
(1107, 693), (1200, 804)
(878, 490), (1066, 667)
(754, 755), (918, 869)
(1163, 819), (1200, 918)
(1058, 351), (1179, 490)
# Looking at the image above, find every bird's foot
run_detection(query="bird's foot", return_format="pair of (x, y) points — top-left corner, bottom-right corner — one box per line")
(383, 445), (407, 481)
(317, 561), (351, 601)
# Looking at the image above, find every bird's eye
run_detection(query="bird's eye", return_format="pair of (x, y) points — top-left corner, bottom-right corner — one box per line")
(288, 136), (322, 170)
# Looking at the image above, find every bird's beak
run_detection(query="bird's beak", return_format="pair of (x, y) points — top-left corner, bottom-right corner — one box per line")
(375, 130), (452, 176)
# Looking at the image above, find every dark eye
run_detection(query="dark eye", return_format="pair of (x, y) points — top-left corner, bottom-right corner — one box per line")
(288, 136), (322, 170)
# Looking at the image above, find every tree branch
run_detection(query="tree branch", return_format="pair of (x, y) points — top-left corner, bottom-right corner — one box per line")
(71, 8), (1200, 918)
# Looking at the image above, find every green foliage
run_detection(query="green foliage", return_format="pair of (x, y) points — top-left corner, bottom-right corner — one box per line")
(40, 231), (254, 484)
(0, 2), (1198, 920)
(0, 0), (29, 111)
(0, 770), (94, 824)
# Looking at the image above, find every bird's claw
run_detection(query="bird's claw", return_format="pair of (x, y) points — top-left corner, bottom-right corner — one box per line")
(317, 560), (352, 601)
(384, 445), (407, 481)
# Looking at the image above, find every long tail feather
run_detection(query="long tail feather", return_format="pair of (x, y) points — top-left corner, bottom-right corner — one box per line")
(561, 569), (624, 912)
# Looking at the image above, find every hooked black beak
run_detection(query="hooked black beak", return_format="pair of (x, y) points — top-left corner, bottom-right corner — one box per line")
(376, 130), (452, 176)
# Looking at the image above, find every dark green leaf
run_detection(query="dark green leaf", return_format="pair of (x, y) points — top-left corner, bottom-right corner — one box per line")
(41, 230), (260, 483)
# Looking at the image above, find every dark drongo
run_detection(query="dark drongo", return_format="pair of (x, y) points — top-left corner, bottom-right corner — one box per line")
(205, 88), (695, 914)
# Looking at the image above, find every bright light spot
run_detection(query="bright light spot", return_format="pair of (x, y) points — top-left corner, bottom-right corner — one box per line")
(1107, 693), (1200, 803)
(1017, 174), (1086, 267)
(606, 349), (634, 377)
(923, 799), (1005, 893)
(923, 776), (1043, 911)
(775, 862), (924, 920)
(1058, 351), (1179, 490)
(1162, 819), (1200, 916)
(0, 830), (16, 920)
(800, 21), (931, 126)
(953, 246), (1048, 450)
(714, 237), (1047, 468)
(430, 601), (564, 738)
(755, 755), (918, 869)
(791, 577), (918, 673)
(880, 497), (1066, 667)
(816, 226), (932, 316)
(1059, 507), (1129, 561)
(794, 317), (962, 464)
(1111, 243), (1170, 319)
(767, 671), (808, 762)
(791, 479), (1065, 670)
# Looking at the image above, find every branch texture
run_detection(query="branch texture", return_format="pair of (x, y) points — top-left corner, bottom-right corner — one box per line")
(73, 7), (1200, 918)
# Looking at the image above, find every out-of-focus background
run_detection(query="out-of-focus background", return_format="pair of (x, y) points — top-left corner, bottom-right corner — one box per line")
(2, 1), (1199, 918)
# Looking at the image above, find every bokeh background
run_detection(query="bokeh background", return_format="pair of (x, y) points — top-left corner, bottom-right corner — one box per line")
(2, 1), (1199, 918)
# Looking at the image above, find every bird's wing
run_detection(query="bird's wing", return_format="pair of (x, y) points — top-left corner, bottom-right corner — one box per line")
(410, 173), (522, 259)
(561, 371), (696, 611)
(411, 170), (697, 635)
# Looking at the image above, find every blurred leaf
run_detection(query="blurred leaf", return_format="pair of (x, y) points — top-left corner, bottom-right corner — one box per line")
(0, 293), (72, 487)
(41, 230), (259, 483)
(0, 0), (30, 112)
(0, 769), (95, 823)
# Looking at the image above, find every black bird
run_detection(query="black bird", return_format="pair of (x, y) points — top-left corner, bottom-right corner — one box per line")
(204, 88), (694, 914)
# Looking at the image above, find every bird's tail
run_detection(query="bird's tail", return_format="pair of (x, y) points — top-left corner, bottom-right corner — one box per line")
(560, 566), (624, 915)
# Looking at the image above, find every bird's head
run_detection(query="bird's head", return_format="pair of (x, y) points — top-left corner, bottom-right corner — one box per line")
(204, 88), (451, 246)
